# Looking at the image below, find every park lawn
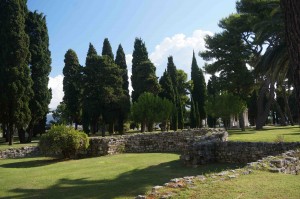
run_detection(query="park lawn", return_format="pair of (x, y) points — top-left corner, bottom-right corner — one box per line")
(0, 153), (241, 199)
(173, 171), (300, 199)
(228, 126), (300, 142)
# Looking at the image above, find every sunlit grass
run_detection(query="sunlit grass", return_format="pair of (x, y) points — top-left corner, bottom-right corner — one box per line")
(0, 153), (241, 199)
(228, 126), (300, 142)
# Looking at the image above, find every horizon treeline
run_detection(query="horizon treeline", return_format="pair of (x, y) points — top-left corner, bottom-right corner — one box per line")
(60, 37), (207, 135)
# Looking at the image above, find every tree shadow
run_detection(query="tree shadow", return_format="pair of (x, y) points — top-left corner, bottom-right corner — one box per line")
(0, 157), (60, 168)
(6, 159), (243, 199)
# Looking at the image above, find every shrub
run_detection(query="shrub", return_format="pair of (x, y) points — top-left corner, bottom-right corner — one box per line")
(39, 125), (89, 159)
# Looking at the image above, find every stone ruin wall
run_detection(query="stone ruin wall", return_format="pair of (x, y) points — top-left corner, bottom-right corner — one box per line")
(0, 128), (227, 159)
(181, 141), (300, 166)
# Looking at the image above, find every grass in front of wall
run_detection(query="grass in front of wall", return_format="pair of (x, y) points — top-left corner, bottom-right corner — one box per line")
(228, 125), (300, 142)
(173, 171), (300, 199)
(0, 153), (241, 199)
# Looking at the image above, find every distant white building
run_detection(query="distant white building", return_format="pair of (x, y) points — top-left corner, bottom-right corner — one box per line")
(230, 109), (250, 128)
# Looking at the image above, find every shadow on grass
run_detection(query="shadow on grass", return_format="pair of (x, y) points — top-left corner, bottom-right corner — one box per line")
(6, 159), (243, 199)
(0, 158), (60, 168)
(283, 132), (300, 136)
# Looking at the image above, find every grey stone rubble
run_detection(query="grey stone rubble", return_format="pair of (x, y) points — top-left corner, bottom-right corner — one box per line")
(0, 146), (39, 159)
(0, 128), (227, 159)
(135, 168), (254, 199)
(247, 149), (300, 174)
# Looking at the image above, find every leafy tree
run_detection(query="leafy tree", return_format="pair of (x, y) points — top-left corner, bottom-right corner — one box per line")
(206, 75), (219, 127)
(25, 11), (52, 142)
(115, 44), (130, 134)
(191, 52), (206, 128)
(52, 102), (69, 124)
(63, 49), (82, 130)
(131, 93), (173, 132)
(102, 38), (114, 60)
(205, 93), (246, 130)
(0, 0), (33, 145)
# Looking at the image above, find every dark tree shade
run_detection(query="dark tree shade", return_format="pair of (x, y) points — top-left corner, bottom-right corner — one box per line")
(63, 49), (82, 129)
(115, 44), (130, 134)
(102, 38), (114, 60)
(159, 70), (175, 102)
(0, 0), (33, 145)
(191, 51), (206, 127)
(25, 11), (52, 142)
(131, 38), (151, 102)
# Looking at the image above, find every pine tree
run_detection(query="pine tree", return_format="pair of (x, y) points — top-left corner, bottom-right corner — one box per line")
(115, 44), (130, 134)
(0, 0), (33, 145)
(63, 49), (82, 130)
(25, 11), (52, 142)
(131, 38), (156, 102)
(102, 38), (114, 60)
(191, 51), (206, 127)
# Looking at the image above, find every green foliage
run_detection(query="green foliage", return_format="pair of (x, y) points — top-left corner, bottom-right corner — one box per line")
(26, 11), (52, 137)
(0, 0), (33, 145)
(131, 38), (160, 102)
(63, 49), (82, 127)
(52, 102), (69, 124)
(39, 125), (89, 159)
(205, 93), (246, 128)
(102, 38), (114, 60)
(190, 52), (206, 127)
(115, 44), (130, 134)
(131, 93), (173, 132)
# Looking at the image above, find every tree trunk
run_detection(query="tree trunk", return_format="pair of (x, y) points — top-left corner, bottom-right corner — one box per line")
(147, 122), (154, 132)
(141, 122), (146, 133)
(281, 0), (300, 125)
(18, 128), (26, 143)
(8, 124), (14, 145)
(256, 78), (275, 130)
(274, 101), (287, 126)
(118, 118), (124, 135)
(74, 123), (78, 130)
(108, 122), (114, 135)
(238, 113), (245, 131)
(282, 85), (294, 125)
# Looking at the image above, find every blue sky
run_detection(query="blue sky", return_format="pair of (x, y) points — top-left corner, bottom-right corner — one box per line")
(27, 0), (237, 109)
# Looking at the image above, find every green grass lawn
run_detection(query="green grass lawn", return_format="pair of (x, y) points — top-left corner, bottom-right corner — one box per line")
(0, 153), (241, 199)
(174, 171), (300, 199)
(228, 126), (300, 142)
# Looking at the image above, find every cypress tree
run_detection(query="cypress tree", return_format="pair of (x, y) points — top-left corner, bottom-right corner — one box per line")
(207, 75), (218, 128)
(131, 38), (153, 102)
(0, 0), (33, 145)
(63, 49), (82, 130)
(25, 11), (52, 142)
(166, 56), (185, 130)
(115, 44), (130, 134)
(102, 38), (114, 60)
(82, 43), (100, 134)
(191, 51), (206, 127)
(190, 97), (196, 128)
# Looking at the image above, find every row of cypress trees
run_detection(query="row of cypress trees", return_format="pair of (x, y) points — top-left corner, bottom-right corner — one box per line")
(0, 0), (52, 145)
(63, 37), (207, 134)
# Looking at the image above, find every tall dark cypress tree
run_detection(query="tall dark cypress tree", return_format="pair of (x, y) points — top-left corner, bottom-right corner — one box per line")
(63, 49), (82, 130)
(115, 44), (130, 134)
(166, 56), (184, 130)
(191, 51), (206, 127)
(82, 43), (101, 134)
(25, 11), (52, 142)
(0, 0), (33, 145)
(207, 75), (218, 128)
(102, 38), (114, 60)
(131, 38), (159, 102)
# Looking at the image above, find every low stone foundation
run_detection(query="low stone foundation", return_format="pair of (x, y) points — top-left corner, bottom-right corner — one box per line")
(0, 146), (40, 159)
(0, 129), (228, 159)
(181, 141), (300, 166)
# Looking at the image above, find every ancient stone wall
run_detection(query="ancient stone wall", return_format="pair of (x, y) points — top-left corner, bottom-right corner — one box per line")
(0, 129), (227, 159)
(181, 141), (300, 166)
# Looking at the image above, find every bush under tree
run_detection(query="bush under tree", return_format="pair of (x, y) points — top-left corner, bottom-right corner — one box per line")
(39, 125), (89, 159)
